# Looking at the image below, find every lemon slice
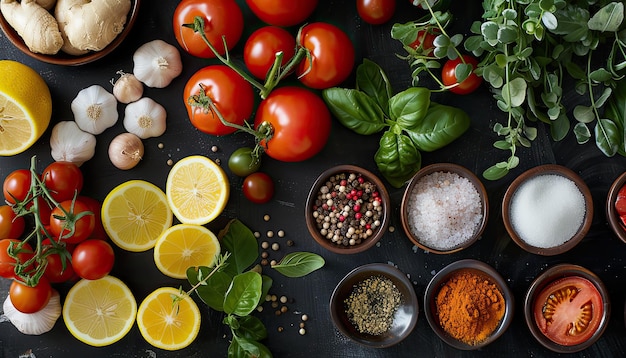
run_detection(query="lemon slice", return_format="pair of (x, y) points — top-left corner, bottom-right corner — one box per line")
(137, 287), (201, 351)
(62, 276), (137, 347)
(102, 180), (173, 252)
(154, 224), (221, 279)
(166, 155), (229, 225)
(0, 60), (52, 156)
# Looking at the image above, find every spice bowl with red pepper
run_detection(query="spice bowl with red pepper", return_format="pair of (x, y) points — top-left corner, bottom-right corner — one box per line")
(305, 165), (391, 254)
(523, 264), (610, 353)
(329, 263), (419, 348)
(423, 259), (514, 350)
(605, 171), (626, 243)
(502, 164), (594, 256)
(400, 163), (488, 254)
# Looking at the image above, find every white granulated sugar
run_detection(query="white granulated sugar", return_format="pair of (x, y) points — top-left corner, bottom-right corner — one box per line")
(406, 171), (483, 250)
(510, 174), (585, 248)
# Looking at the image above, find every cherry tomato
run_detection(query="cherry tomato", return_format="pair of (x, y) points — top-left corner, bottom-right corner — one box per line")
(72, 239), (115, 280)
(228, 147), (262, 177)
(42, 161), (83, 203)
(0, 239), (33, 279)
(184, 65), (255, 136)
(9, 277), (52, 313)
(0, 205), (25, 240)
(49, 199), (95, 244)
(441, 54), (483, 95)
(533, 276), (604, 346)
(34, 196), (52, 226)
(243, 26), (297, 80)
(296, 22), (355, 89)
(245, 0), (318, 27)
(43, 249), (76, 283)
(243, 172), (275, 204)
(357, 0), (396, 25)
(3, 169), (31, 204)
(77, 196), (108, 241)
(409, 28), (438, 54)
(173, 0), (244, 58)
(253, 86), (331, 162)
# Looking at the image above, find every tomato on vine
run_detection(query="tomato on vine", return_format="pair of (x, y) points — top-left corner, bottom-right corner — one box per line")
(442, 55), (483, 95)
(3, 169), (31, 205)
(228, 147), (262, 177)
(357, 0), (396, 25)
(243, 172), (275, 204)
(72, 239), (115, 280)
(0, 239), (33, 279)
(42, 161), (83, 203)
(49, 199), (95, 244)
(9, 277), (52, 313)
(245, 0), (318, 27)
(244, 26), (296, 81)
(77, 196), (108, 241)
(43, 248), (76, 283)
(0, 205), (25, 240)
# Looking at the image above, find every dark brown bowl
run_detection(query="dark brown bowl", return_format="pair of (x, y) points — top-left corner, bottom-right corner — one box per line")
(329, 263), (419, 348)
(524, 264), (610, 353)
(400, 163), (488, 254)
(606, 171), (626, 244)
(424, 259), (514, 350)
(502, 164), (593, 255)
(0, 0), (140, 66)
(305, 165), (390, 254)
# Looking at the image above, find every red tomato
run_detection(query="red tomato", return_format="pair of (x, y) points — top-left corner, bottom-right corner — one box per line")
(173, 0), (244, 58)
(72, 239), (115, 280)
(357, 0), (396, 25)
(243, 172), (275, 204)
(9, 277), (52, 313)
(245, 0), (318, 27)
(297, 22), (355, 90)
(441, 55), (483, 95)
(253, 86), (331, 162)
(3, 169), (31, 204)
(34, 196), (52, 226)
(0, 239), (33, 279)
(533, 276), (604, 346)
(0, 205), (25, 240)
(42, 161), (83, 203)
(244, 26), (297, 80)
(409, 29), (438, 54)
(49, 200), (95, 244)
(184, 65), (255, 136)
(43, 249), (76, 283)
(77, 196), (108, 241)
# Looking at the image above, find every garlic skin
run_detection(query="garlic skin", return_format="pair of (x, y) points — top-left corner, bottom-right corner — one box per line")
(108, 132), (144, 170)
(112, 71), (143, 104)
(123, 97), (166, 139)
(71, 85), (119, 135)
(50, 121), (96, 166)
(3, 289), (61, 335)
(133, 39), (183, 88)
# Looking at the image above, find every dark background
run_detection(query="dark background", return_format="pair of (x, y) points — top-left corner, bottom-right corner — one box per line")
(2, 0), (626, 357)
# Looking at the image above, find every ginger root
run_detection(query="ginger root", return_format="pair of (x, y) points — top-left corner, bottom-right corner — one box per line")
(0, 0), (63, 54)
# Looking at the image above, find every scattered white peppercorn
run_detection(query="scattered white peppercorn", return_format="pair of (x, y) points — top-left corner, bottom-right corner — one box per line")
(270, 259), (277, 266)
(211, 145), (218, 152)
(267, 230), (274, 238)
(278, 326), (284, 332)
(301, 314), (308, 322)
(280, 296), (288, 303)
(271, 242), (280, 251)
(254, 231), (261, 238)
(166, 159), (173, 166)
(261, 241), (269, 249)
(299, 328), (306, 335)
(264, 214), (271, 221)
(215, 158), (221, 165)
(157, 142), (164, 149)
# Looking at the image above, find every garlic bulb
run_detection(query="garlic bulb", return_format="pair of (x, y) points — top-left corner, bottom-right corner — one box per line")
(123, 97), (166, 139)
(133, 39), (183, 88)
(112, 71), (143, 104)
(3, 289), (61, 335)
(71, 85), (118, 135)
(108, 132), (144, 170)
(50, 121), (96, 166)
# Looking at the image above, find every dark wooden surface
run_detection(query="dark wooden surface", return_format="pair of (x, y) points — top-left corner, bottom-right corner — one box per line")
(2, 1), (626, 357)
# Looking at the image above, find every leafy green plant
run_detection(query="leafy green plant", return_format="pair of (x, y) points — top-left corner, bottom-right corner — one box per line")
(322, 59), (470, 188)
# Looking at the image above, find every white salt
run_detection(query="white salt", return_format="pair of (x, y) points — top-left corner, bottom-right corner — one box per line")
(509, 174), (585, 248)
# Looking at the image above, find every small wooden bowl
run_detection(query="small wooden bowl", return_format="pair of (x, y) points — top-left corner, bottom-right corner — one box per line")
(305, 165), (390, 254)
(400, 163), (488, 254)
(501, 164), (593, 256)
(0, 0), (140, 66)
(606, 171), (626, 244)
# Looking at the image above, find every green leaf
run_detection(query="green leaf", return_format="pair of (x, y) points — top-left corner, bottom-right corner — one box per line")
(493, 140), (512, 149)
(552, 6), (590, 42)
(483, 165), (509, 180)
(574, 122), (591, 144)
(322, 88), (387, 135)
(433, 34), (450, 47)
(501, 78), (527, 107)
(223, 271), (263, 316)
(605, 78), (626, 154)
(356, 59), (393, 115)
(541, 12), (558, 30)
(502, 9), (518, 20)
(233, 315), (267, 341)
(588, 2), (624, 32)
(454, 63), (472, 83)
(539, 0), (555, 12)
(550, 112), (570, 141)
(374, 132), (421, 188)
(228, 336), (272, 358)
(481, 21), (499, 41)
(573, 105), (595, 123)
(464, 35), (483, 52)
(272, 252), (325, 278)
(589, 68), (613, 83)
(221, 219), (258, 276)
(188, 268), (233, 312)
(390, 21), (419, 46)
(497, 27), (518, 44)
(389, 87), (431, 128)
(595, 118), (620, 156)
(404, 103), (471, 152)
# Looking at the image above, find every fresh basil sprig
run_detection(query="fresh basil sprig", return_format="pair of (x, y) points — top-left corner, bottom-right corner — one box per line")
(323, 59), (470, 188)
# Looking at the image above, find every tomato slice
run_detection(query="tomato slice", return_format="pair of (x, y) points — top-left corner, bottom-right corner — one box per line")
(614, 184), (626, 216)
(533, 276), (604, 346)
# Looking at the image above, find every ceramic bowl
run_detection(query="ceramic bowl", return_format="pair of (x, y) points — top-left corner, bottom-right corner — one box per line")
(502, 164), (593, 255)
(305, 165), (390, 254)
(400, 163), (488, 254)
(424, 259), (514, 350)
(0, 0), (140, 66)
(524, 264), (610, 353)
(329, 263), (419, 348)
(606, 171), (626, 244)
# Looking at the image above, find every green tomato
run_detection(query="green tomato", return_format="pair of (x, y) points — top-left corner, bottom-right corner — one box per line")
(228, 147), (261, 177)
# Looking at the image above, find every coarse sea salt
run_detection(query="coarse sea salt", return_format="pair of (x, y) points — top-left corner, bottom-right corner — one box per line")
(509, 174), (585, 248)
(406, 171), (483, 251)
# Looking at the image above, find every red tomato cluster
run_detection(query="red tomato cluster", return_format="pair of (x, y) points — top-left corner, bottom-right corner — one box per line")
(615, 184), (626, 226)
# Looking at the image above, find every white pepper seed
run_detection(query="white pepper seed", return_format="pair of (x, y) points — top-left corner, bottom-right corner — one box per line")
(278, 230), (285, 238)
(157, 142), (164, 149)
(271, 242), (279, 251)
(280, 306), (288, 313)
(254, 231), (261, 238)
(302, 314), (308, 321)
(299, 328), (306, 335)
(278, 326), (284, 332)
(264, 214), (270, 221)
(166, 159), (173, 166)
(299, 322), (305, 328)
(261, 241), (269, 249)
(267, 230), (274, 238)
(280, 295), (288, 303)
(271, 295), (277, 302)
(270, 259), (277, 266)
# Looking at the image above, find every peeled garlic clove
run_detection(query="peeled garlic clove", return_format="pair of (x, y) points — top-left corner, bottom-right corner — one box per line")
(112, 71), (143, 104)
(3, 289), (61, 335)
(71, 85), (118, 135)
(123, 97), (166, 139)
(50, 121), (96, 166)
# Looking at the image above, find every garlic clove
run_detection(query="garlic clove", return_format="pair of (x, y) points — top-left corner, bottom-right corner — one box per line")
(112, 71), (144, 104)
(50, 121), (97, 166)
(123, 97), (167, 139)
(133, 39), (183, 88)
(71, 85), (119, 135)
(3, 289), (61, 335)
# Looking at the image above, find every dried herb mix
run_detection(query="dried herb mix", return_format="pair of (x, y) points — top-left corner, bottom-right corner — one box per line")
(344, 275), (402, 335)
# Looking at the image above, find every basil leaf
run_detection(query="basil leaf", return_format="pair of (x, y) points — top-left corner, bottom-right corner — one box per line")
(356, 58), (393, 115)
(188, 267), (232, 312)
(220, 219), (258, 276)
(272, 252), (325, 278)
(604, 78), (626, 155)
(224, 271), (263, 316)
(322, 88), (387, 135)
(228, 336), (272, 358)
(404, 103), (470, 152)
(234, 315), (267, 341)
(389, 87), (431, 128)
(374, 131), (421, 188)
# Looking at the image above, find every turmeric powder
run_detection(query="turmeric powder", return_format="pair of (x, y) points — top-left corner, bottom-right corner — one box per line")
(435, 269), (506, 345)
